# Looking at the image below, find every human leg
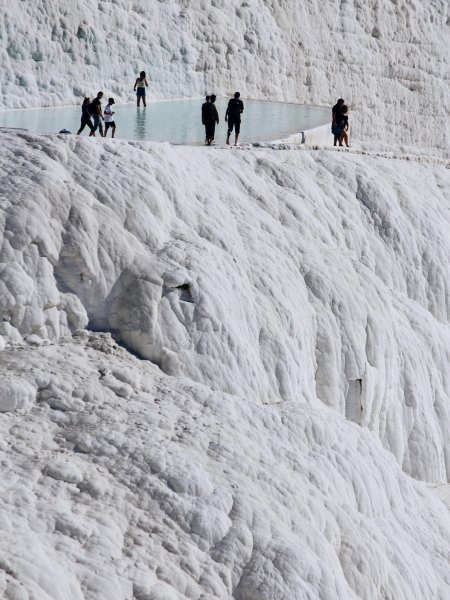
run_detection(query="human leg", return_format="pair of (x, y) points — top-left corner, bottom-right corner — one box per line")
(227, 118), (234, 144)
(78, 117), (91, 135)
(205, 121), (214, 145)
(234, 118), (241, 145)
(107, 122), (116, 138)
(77, 121), (86, 135)
(332, 124), (340, 146)
(137, 88), (145, 107)
(340, 129), (349, 147)
(334, 124), (343, 146)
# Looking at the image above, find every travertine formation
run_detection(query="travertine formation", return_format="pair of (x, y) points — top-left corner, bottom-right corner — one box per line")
(0, 130), (449, 598)
(1, 1), (450, 598)
(1, 1), (449, 149)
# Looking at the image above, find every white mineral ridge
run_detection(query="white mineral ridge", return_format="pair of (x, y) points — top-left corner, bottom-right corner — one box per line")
(0, 130), (450, 599)
(1, 1), (450, 598)
(1, 0), (449, 150)
(1, 334), (449, 600)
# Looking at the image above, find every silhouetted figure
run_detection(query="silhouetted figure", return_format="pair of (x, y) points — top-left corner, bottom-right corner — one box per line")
(203, 94), (219, 145)
(225, 92), (244, 146)
(77, 97), (95, 136)
(332, 98), (345, 146)
(201, 95), (211, 142)
(339, 105), (349, 147)
(89, 91), (104, 137)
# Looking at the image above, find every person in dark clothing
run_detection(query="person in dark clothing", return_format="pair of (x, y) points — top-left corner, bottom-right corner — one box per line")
(332, 98), (345, 146)
(339, 105), (349, 147)
(203, 94), (219, 145)
(225, 92), (244, 146)
(89, 91), (104, 137)
(201, 95), (211, 142)
(76, 97), (95, 136)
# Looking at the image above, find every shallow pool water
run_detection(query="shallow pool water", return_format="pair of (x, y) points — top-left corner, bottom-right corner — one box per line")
(0, 98), (330, 144)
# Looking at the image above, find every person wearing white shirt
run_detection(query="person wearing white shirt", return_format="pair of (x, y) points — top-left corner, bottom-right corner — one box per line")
(104, 98), (116, 138)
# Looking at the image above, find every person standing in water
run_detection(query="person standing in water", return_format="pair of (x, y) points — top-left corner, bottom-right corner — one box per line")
(225, 92), (244, 146)
(134, 71), (148, 107)
(203, 94), (219, 145)
(89, 91), (104, 137)
(76, 97), (95, 136)
(201, 95), (211, 142)
(103, 98), (116, 138)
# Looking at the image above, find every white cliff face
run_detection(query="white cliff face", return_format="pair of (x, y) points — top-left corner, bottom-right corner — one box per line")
(1, 1), (450, 149)
(1, 131), (449, 485)
(0, 335), (449, 600)
(1, 1), (450, 598)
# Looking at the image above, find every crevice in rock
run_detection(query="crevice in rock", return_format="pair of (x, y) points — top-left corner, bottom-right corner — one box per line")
(86, 321), (162, 368)
(162, 282), (194, 304)
(345, 378), (363, 424)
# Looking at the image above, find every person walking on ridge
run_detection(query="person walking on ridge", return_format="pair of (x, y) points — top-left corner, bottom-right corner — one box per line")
(203, 94), (219, 145)
(331, 98), (345, 146)
(225, 92), (244, 146)
(76, 97), (95, 136)
(89, 91), (104, 137)
(103, 98), (116, 138)
(134, 71), (148, 107)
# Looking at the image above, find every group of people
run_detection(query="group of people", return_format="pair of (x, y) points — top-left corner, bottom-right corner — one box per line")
(331, 98), (350, 147)
(76, 91), (116, 138)
(76, 75), (347, 148)
(77, 88), (245, 145)
(201, 92), (244, 146)
(76, 71), (149, 138)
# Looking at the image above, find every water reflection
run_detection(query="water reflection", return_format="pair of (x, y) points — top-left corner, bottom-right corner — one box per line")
(134, 108), (147, 140)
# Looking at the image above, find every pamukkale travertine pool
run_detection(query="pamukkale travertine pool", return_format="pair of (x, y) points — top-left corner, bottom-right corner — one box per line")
(0, 98), (330, 144)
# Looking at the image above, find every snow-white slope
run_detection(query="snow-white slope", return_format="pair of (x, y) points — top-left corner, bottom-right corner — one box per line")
(1, 1), (450, 598)
(1, 130), (450, 598)
(1, 1), (449, 149)
(1, 131), (449, 483)
(0, 334), (449, 600)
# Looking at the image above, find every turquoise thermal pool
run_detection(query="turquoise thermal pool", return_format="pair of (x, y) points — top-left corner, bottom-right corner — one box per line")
(0, 98), (330, 144)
